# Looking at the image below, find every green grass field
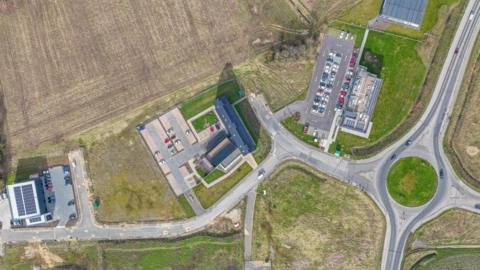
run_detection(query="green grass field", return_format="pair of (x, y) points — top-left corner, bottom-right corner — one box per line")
(331, 31), (426, 154)
(282, 115), (319, 147)
(410, 249), (480, 270)
(0, 235), (243, 270)
(329, 21), (367, 48)
(252, 161), (385, 269)
(179, 80), (243, 119)
(339, 0), (382, 26)
(177, 194), (196, 218)
(235, 99), (272, 163)
(191, 111), (218, 132)
(204, 169), (225, 184)
(387, 157), (437, 207)
(194, 162), (252, 208)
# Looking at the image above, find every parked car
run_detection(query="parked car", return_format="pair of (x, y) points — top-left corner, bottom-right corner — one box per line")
(258, 169), (266, 179)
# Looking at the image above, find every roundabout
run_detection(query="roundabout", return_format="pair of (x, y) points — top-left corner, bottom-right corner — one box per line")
(387, 157), (438, 207)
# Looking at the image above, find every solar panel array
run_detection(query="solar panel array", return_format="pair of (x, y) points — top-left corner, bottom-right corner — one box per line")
(22, 184), (37, 215)
(13, 186), (25, 216)
(381, 0), (428, 26)
(12, 183), (38, 217)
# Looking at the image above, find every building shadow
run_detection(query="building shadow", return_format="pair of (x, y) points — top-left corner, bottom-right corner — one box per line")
(14, 156), (47, 182)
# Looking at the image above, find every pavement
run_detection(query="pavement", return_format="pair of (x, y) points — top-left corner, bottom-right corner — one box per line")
(1, 2), (480, 270)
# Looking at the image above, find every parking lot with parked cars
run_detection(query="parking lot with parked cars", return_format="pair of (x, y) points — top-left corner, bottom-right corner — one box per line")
(299, 30), (355, 146)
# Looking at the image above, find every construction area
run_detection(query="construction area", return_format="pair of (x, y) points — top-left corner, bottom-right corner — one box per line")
(138, 96), (257, 214)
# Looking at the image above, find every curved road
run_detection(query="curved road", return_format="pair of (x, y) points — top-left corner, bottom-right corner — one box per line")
(2, 2), (480, 269)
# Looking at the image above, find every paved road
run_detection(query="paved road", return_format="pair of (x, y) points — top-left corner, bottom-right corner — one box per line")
(2, 2), (480, 270)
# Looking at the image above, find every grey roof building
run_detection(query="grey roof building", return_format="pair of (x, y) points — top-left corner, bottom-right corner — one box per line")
(215, 96), (256, 154)
(380, 0), (429, 28)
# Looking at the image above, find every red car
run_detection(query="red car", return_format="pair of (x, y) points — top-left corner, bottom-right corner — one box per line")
(338, 97), (345, 103)
(164, 138), (170, 144)
(340, 91), (348, 97)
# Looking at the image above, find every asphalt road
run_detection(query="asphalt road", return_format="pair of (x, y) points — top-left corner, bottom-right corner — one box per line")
(1, 2), (480, 270)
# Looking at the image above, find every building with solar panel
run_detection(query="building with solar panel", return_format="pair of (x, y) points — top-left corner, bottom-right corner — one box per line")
(7, 179), (52, 226)
(380, 0), (429, 28)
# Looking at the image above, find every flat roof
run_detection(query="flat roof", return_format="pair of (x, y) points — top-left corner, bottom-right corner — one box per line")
(215, 96), (255, 154)
(381, 0), (428, 27)
(7, 179), (46, 220)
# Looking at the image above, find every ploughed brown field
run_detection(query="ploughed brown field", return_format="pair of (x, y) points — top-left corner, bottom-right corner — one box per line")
(0, 0), (257, 155)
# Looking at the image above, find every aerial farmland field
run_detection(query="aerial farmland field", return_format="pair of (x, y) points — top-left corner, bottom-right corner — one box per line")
(0, 0), (257, 156)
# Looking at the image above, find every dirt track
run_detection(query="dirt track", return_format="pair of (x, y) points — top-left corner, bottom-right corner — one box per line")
(0, 0), (256, 155)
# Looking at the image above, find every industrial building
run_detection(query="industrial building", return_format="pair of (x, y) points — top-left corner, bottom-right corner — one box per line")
(8, 179), (51, 226)
(341, 66), (383, 138)
(380, 0), (429, 28)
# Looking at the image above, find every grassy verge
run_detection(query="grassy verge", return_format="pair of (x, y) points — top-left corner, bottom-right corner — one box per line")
(179, 80), (243, 119)
(235, 99), (272, 163)
(177, 195), (196, 218)
(191, 111), (218, 132)
(0, 235), (243, 270)
(252, 161), (385, 269)
(338, 0), (381, 26)
(194, 162), (252, 208)
(281, 115), (319, 147)
(407, 208), (480, 248)
(329, 21), (367, 47)
(444, 23), (480, 190)
(387, 157), (437, 207)
(405, 248), (480, 270)
(204, 169), (225, 184)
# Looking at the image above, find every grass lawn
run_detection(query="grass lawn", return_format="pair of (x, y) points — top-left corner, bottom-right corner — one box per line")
(194, 162), (252, 208)
(235, 99), (272, 163)
(179, 80), (243, 119)
(331, 31), (425, 154)
(407, 249), (480, 270)
(87, 125), (186, 223)
(387, 157), (437, 207)
(0, 235), (243, 270)
(252, 161), (385, 269)
(282, 115), (319, 147)
(177, 194), (196, 218)
(338, 0), (382, 26)
(191, 111), (218, 132)
(329, 21), (367, 47)
(204, 169), (225, 184)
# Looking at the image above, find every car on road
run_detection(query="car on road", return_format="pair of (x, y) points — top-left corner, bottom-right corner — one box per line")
(390, 153), (397, 160)
(258, 169), (266, 179)
(405, 139), (413, 146)
(455, 47), (459, 54)
(475, 204), (480, 210)
(439, 168), (445, 179)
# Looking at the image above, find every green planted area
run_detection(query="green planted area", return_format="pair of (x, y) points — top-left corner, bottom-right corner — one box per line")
(331, 31), (426, 155)
(387, 157), (437, 207)
(180, 80), (243, 119)
(204, 169), (225, 184)
(338, 0), (382, 26)
(194, 162), (252, 208)
(191, 111), (218, 132)
(329, 21), (366, 48)
(282, 115), (318, 147)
